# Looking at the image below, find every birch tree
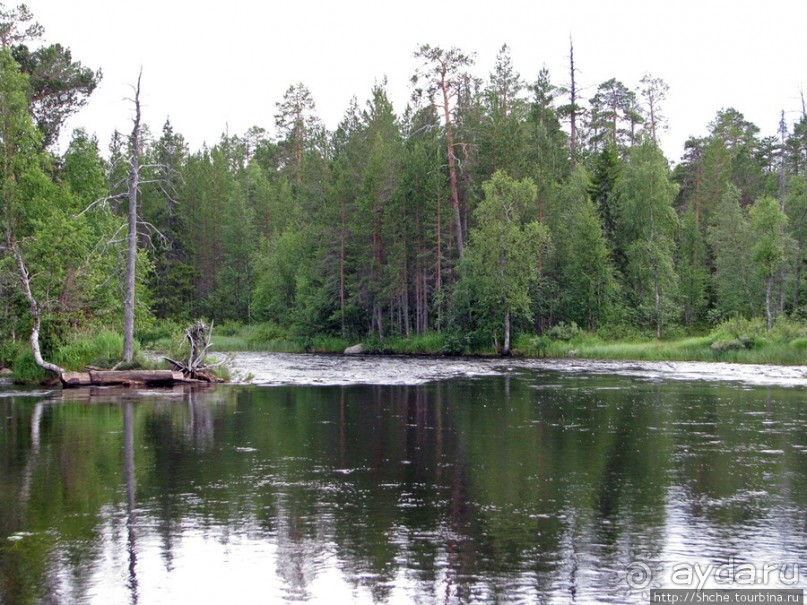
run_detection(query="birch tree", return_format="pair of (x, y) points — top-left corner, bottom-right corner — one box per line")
(463, 171), (549, 355)
(616, 142), (679, 337)
(749, 195), (790, 329)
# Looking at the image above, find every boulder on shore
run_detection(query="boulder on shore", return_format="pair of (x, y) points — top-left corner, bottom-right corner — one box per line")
(344, 343), (364, 355)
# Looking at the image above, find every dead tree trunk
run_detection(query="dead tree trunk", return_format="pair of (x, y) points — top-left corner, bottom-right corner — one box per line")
(440, 80), (464, 257)
(11, 243), (63, 374)
(164, 320), (223, 382)
(569, 37), (578, 166)
(123, 71), (142, 363)
(502, 304), (512, 356)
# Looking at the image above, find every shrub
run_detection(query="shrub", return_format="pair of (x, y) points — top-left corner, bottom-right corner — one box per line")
(246, 322), (288, 345)
(545, 321), (583, 342)
(441, 332), (466, 356)
(136, 319), (180, 345)
(0, 340), (21, 369)
(12, 349), (46, 383)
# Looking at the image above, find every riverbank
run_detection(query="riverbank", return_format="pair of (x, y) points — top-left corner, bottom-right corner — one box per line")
(173, 316), (807, 367)
(6, 317), (806, 385)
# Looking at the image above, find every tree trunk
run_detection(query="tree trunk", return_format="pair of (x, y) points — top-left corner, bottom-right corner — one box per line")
(502, 304), (511, 356)
(440, 80), (464, 257)
(569, 38), (578, 165)
(340, 195), (346, 337)
(766, 274), (774, 330)
(435, 178), (442, 331)
(11, 244), (64, 375)
(654, 269), (662, 339)
(123, 72), (142, 363)
(794, 240), (803, 311)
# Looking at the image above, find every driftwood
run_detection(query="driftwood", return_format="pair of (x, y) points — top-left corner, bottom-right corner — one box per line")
(59, 320), (224, 388)
(162, 320), (224, 383)
(60, 369), (208, 388)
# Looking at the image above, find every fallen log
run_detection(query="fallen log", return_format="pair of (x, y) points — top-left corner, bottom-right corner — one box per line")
(61, 371), (93, 387)
(89, 370), (175, 386)
(60, 369), (186, 388)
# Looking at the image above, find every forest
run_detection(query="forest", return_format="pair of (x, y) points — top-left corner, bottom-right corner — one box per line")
(2, 4), (807, 376)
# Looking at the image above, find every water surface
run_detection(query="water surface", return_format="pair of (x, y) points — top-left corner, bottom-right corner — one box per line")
(2, 355), (807, 603)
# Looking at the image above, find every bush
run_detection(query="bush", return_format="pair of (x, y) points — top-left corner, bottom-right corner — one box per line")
(246, 322), (289, 345)
(0, 340), (21, 369)
(136, 318), (181, 345)
(595, 322), (647, 341)
(791, 337), (807, 351)
(525, 335), (552, 357)
(709, 337), (752, 353)
(441, 332), (466, 356)
(545, 321), (583, 342)
(215, 321), (244, 337)
(12, 349), (46, 383)
(56, 331), (126, 369)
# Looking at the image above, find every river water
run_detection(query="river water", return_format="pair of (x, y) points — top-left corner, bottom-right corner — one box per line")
(2, 354), (807, 604)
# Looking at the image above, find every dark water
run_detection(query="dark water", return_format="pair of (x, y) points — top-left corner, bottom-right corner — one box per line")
(2, 359), (807, 604)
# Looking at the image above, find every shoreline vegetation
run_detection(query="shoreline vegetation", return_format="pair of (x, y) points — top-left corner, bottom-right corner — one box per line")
(4, 316), (806, 385)
(157, 315), (807, 365)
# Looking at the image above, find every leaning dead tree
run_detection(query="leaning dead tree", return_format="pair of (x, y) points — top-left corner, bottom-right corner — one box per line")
(8, 242), (63, 374)
(164, 320), (223, 383)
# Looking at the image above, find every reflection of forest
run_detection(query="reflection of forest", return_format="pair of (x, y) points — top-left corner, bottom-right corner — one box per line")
(1, 376), (807, 603)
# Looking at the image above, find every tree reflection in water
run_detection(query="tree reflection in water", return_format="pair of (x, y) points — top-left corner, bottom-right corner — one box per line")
(1, 372), (807, 603)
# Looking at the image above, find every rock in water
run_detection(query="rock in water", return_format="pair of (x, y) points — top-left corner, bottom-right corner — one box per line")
(344, 343), (364, 355)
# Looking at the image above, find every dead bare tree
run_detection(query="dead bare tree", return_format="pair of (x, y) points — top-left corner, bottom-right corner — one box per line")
(569, 37), (578, 162)
(163, 320), (224, 382)
(8, 242), (63, 374)
(76, 70), (180, 364)
(120, 71), (142, 362)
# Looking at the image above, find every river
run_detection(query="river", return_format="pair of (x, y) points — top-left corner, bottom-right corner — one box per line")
(1, 353), (807, 603)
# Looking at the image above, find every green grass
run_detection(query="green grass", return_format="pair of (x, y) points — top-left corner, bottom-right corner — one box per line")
(514, 317), (807, 365)
(12, 330), (168, 383)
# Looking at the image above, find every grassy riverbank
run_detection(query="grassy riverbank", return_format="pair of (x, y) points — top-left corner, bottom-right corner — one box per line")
(9, 329), (230, 384)
(143, 316), (807, 366)
(6, 316), (805, 384)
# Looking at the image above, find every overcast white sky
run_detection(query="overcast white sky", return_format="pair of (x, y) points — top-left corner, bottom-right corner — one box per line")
(25, 0), (807, 163)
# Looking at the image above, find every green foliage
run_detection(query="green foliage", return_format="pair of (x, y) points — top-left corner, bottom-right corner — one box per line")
(750, 196), (790, 278)
(461, 171), (550, 351)
(616, 142), (679, 336)
(12, 331), (157, 383)
(708, 185), (758, 319)
(136, 318), (183, 346)
(0, 339), (20, 368)
(677, 210), (709, 326)
(545, 321), (584, 341)
(440, 332), (467, 356)
(554, 167), (618, 330)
